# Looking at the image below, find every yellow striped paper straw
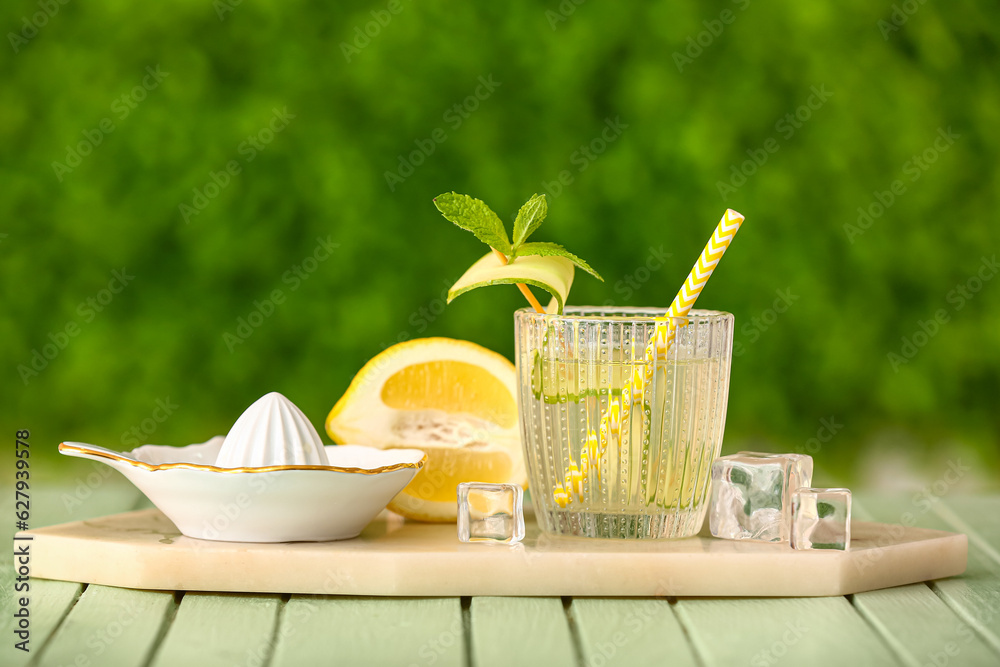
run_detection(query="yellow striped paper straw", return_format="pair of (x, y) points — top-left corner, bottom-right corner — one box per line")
(561, 209), (745, 507)
(649, 208), (745, 361)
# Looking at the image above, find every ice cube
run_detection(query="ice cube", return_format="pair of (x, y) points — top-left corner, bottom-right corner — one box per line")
(457, 482), (525, 544)
(792, 488), (851, 551)
(749, 507), (783, 541)
(711, 479), (746, 539)
(737, 451), (813, 496)
(709, 452), (814, 542)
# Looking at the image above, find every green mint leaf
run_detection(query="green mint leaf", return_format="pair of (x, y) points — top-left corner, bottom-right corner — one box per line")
(514, 241), (604, 281)
(433, 193), (512, 256)
(512, 194), (547, 248)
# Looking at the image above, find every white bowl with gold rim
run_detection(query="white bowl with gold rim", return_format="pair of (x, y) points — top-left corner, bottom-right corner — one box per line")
(59, 438), (426, 543)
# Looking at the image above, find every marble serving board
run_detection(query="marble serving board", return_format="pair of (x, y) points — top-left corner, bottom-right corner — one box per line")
(20, 508), (966, 597)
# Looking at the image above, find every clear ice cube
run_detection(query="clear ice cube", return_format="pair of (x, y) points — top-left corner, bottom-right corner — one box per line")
(749, 507), (783, 541)
(709, 452), (814, 542)
(457, 482), (525, 544)
(792, 488), (851, 551)
(737, 451), (813, 495)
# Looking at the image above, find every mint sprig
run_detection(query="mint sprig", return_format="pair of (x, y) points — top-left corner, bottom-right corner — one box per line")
(433, 192), (603, 281)
(432, 193), (512, 256)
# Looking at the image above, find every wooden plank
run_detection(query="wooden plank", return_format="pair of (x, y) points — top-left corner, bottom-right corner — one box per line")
(470, 597), (576, 667)
(33, 585), (175, 667)
(571, 598), (698, 666)
(149, 593), (281, 667)
(270, 597), (463, 667)
(674, 596), (899, 666)
(0, 579), (82, 666)
(932, 496), (1000, 654)
(853, 584), (998, 667)
(936, 496), (1000, 565)
(855, 493), (1000, 653)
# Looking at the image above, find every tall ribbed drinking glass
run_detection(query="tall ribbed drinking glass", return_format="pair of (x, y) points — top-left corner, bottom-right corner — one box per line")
(515, 306), (734, 539)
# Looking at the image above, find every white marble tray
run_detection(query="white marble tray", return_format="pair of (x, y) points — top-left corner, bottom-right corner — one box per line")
(21, 508), (966, 597)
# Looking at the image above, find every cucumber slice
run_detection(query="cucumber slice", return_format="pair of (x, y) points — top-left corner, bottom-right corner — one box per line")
(447, 252), (575, 314)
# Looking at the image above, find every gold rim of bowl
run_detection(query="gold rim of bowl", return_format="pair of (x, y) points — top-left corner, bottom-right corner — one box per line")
(58, 442), (427, 475)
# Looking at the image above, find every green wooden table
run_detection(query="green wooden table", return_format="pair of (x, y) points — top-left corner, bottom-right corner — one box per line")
(3, 482), (1000, 666)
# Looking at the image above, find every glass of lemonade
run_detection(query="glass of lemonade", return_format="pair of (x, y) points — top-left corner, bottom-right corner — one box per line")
(514, 306), (734, 539)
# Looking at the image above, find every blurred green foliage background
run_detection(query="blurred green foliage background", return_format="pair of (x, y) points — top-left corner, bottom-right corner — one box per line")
(2, 0), (998, 483)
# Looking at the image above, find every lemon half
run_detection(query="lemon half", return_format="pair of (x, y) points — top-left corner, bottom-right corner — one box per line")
(326, 337), (524, 522)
